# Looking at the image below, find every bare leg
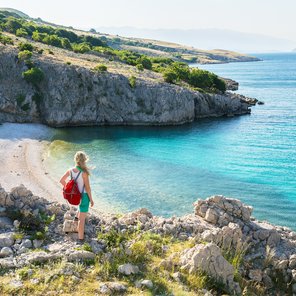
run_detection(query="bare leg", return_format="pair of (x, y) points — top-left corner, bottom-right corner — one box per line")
(78, 212), (87, 240)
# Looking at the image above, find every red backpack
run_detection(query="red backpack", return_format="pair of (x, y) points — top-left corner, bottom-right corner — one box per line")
(63, 170), (84, 205)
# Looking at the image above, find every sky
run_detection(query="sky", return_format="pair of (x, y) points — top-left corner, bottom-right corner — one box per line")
(0, 0), (295, 42)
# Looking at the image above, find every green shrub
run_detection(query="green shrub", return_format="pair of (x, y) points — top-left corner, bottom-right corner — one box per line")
(18, 42), (34, 52)
(163, 69), (177, 83)
(136, 64), (144, 71)
(16, 28), (28, 37)
(61, 38), (72, 50)
(18, 50), (32, 61)
(0, 33), (13, 45)
(129, 76), (136, 88)
(4, 17), (22, 33)
(94, 64), (107, 72)
(97, 227), (130, 249)
(23, 67), (44, 85)
(137, 56), (152, 70)
(72, 42), (91, 53)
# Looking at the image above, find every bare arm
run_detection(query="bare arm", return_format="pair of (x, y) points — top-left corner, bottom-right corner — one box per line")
(82, 172), (94, 207)
(60, 170), (70, 187)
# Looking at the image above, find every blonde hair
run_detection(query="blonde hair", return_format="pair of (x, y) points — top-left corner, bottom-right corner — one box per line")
(74, 151), (90, 175)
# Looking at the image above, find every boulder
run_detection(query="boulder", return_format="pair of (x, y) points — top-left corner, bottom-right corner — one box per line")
(67, 250), (95, 262)
(118, 263), (139, 275)
(99, 282), (127, 294)
(0, 246), (13, 257)
(194, 196), (253, 226)
(0, 232), (15, 247)
(180, 243), (240, 294)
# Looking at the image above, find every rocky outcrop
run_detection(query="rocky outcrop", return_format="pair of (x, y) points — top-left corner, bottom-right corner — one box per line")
(1, 184), (296, 295)
(0, 46), (255, 127)
(180, 243), (240, 294)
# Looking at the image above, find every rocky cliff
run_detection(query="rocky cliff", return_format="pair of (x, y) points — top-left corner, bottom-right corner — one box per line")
(0, 45), (255, 127)
(1, 184), (296, 295)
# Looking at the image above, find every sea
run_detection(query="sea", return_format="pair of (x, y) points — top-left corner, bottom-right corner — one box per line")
(45, 52), (296, 229)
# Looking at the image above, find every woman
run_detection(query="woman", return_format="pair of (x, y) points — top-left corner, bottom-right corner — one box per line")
(60, 151), (94, 241)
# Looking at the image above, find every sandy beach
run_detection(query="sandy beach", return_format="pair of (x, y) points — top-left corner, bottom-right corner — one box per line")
(0, 123), (61, 202)
(0, 123), (113, 216)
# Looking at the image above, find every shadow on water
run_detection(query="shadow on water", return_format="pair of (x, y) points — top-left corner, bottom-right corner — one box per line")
(51, 116), (249, 143)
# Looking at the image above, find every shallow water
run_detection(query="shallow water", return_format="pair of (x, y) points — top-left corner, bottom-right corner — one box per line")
(46, 53), (296, 229)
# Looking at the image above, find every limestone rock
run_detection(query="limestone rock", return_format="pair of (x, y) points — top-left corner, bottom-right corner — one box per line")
(67, 250), (95, 262)
(118, 263), (139, 275)
(0, 246), (13, 257)
(0, 46), (254, 126)
(0, 232), (15, 247)
(180, 243), (240, 294)
(140, 279), (153, 289)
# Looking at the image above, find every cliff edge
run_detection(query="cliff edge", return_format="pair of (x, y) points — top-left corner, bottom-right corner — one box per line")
(0, 45), (255, 127)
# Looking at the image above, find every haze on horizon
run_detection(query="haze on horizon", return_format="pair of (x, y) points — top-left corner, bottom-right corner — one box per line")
(1, 0), (295, 52)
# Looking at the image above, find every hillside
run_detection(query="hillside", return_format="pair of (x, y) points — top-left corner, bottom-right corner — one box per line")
(0, 9), (258, 127)
(0, 8), (260, 64)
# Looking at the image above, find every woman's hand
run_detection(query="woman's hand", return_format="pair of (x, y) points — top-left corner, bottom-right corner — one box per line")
(90, 199), (94, 207)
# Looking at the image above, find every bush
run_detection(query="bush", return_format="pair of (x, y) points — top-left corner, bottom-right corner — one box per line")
(18, 50), (32, 61)
(23, 67), (44, 85)
(4, 17), (22, 33)
(16, 28), (28, 37)
(18, 42), (34, 52)
(163, 69), (177, 83)
(0, 33), (13, 45)
(72, 42), (91, 53)
(94, 64), (107, 72)
(136, 64), (144, 71)
(129, 76), (136, 88)
(137, 56), (152, 70)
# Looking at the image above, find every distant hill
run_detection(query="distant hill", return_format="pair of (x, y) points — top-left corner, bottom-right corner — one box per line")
(96, 27), (295, 53)
(0, 8), (29, 18)
(0, 7), (259, 64)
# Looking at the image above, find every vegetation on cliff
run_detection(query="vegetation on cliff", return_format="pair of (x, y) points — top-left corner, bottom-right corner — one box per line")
(0, 10), (226, 93)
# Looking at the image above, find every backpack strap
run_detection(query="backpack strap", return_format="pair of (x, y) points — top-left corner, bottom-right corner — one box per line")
(74, 171), (81, 182)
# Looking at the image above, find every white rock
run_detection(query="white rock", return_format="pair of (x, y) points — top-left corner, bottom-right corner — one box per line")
(140, 279), (153, 289)
(20, 239), (32, 249)
(0, 246), (13, 257)
(67, 250), (95, 261)
(118, 263), (139, 275)
(0, 232), (15, 247)
(33, 239), (43, 249)
(180, 243), (240, 294)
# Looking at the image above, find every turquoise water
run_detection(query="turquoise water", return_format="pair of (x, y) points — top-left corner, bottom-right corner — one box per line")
(47, 53), (296, 229)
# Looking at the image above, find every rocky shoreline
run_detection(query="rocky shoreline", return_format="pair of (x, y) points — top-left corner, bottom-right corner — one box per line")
(1, 184), (296, 295)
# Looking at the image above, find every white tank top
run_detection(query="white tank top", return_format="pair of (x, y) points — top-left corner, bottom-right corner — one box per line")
(70, 168), (85, 193)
